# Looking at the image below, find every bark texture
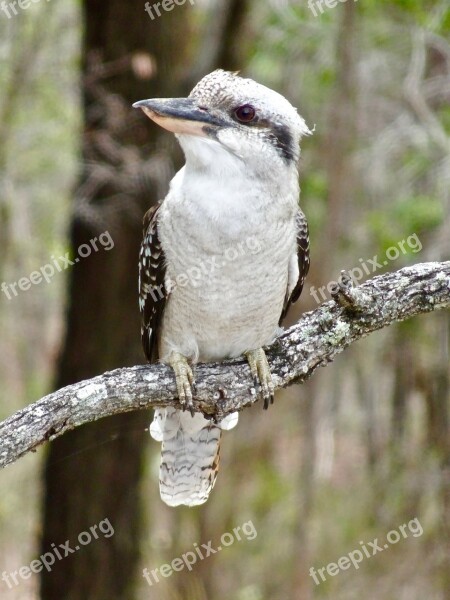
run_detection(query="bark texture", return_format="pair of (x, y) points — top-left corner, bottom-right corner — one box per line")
(39, 1), (193, 598)
(39, 2), (252, 598)
(1, 262), (448, 470)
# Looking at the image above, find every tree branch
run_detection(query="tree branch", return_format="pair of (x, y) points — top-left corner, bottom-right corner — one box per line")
(1, 262), (449, 469)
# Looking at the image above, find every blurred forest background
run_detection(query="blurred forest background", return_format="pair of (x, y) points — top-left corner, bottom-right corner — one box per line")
(0, 0), (449, 599)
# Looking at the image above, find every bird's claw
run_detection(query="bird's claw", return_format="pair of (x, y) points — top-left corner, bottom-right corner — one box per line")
(245, 348), (275, 410)
(168, 352), (196, 416)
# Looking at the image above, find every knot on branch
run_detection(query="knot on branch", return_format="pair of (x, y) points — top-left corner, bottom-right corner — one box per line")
(0, 262), (448, 470)
(331, 270), (374, 312)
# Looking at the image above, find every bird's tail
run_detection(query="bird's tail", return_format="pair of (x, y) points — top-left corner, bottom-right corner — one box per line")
(150, 407), (238, 507)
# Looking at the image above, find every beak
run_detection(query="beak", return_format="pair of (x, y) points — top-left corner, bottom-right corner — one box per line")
(132, 97), (224, 136)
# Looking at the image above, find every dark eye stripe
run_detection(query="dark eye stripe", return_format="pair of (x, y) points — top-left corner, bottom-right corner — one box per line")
(232, 106), (297, 162)
(269, 122), (296, 162)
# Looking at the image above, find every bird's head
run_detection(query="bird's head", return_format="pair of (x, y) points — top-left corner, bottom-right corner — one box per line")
(133, 70), (311, 176)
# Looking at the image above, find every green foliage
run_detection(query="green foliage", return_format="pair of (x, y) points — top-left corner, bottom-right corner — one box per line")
(392, 195), (443, 232)
(252, 460), (290, 511)
(1, 1), (449, 599)
(368, 195), (443, 251)
(438, 106), (450, 134)
(300, 170), (328, 234)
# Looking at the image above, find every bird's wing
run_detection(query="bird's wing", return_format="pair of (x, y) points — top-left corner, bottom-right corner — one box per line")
(279, 208), (310, 323)
(139, 203), (167, 362)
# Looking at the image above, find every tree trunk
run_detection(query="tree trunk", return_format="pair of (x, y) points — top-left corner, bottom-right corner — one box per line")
(291, 3), (359, 597)
(40, 2), (192, 598)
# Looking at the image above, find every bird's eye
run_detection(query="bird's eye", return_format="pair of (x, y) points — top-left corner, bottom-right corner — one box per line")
(234, 104), (256, 123)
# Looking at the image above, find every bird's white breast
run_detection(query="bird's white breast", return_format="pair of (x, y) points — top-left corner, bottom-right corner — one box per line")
(158, 152), (299, 363)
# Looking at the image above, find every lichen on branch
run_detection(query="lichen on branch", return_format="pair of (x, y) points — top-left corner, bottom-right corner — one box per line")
(0, 261), (449, 469)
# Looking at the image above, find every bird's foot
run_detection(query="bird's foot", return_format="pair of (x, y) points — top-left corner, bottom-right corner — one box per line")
(168, 352), (196, 416)
(245, 348), (275, 410)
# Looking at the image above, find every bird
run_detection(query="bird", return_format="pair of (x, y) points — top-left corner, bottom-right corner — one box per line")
(133, 70), (310, 507)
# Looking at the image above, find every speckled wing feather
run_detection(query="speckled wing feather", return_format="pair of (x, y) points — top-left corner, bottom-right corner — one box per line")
(280, 209), (310, 323)
(139, 203), (166, 362)
(140, 203), (228, 506)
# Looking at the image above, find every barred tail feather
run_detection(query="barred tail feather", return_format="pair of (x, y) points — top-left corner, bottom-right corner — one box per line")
(150, 407), (223, 507)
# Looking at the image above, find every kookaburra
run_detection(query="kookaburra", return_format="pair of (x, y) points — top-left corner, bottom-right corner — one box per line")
(134, 70), (310, 507)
